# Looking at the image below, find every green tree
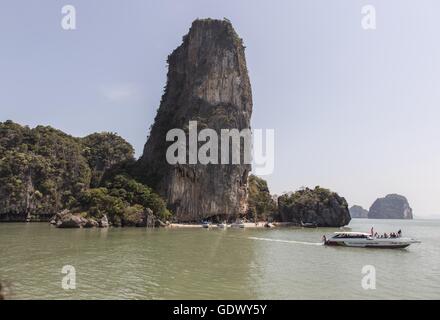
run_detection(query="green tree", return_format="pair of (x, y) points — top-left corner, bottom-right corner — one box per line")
(0, 121), (172, 223)
(82, 132), (135, 187)
(247, 174), (276, 221)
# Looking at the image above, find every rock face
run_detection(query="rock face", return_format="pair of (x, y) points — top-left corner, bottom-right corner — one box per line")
(51, 210), (109, 228)
(56, 212), (84, 229)
(136, 19), (252, 222)
(368, 194), (413, 219)
(277, 187), (351, 227)
(349, 205), (369, 218)
(121, 206), (155, 227)
(99, 214), (109, 228)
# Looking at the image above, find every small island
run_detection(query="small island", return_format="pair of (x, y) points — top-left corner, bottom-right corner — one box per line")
(278, 187), (351, 227)
(349, 205), (369, 219)
(368, 194), (413, 219)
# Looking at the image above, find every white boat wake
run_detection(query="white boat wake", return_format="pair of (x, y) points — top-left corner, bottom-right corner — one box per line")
(248, 236), (323, 246)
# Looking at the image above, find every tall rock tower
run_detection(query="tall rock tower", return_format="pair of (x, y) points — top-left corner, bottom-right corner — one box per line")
(137, 19), (253, 222)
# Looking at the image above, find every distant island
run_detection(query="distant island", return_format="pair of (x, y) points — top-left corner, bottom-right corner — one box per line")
(368, 194), (413, 219)
(278, 187), (351, 227)
(349, 205), (369, 219)
(350, 194), (413, 220)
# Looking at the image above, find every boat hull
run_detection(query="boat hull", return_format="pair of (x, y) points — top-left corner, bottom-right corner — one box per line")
(325, 239), (415, 249)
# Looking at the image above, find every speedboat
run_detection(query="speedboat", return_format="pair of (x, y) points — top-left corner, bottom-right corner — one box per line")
(230, 220), (245, 229)
(202, 221), (212, 229)
(301, 222), (317, 228)
(323, 232), (420, 249)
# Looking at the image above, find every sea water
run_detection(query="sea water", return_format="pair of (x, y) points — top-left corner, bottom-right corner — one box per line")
(0, 219), (439, 299)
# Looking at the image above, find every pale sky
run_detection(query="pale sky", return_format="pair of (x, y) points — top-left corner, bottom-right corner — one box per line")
(1, 0), (439, 218)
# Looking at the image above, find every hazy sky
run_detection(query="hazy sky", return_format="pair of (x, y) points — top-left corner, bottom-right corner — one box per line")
(1, 0), (439, 217)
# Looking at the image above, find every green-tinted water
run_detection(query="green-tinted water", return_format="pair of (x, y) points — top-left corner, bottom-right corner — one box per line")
(1, 219), (439, 299)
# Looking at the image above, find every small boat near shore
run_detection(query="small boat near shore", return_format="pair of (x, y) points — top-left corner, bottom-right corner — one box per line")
(217, 222), (228, 229)
(301, 222), (318, 228)
(202, 221), (212, 229)
(323, 232), (420, 249)
(230, 220), (245, 229)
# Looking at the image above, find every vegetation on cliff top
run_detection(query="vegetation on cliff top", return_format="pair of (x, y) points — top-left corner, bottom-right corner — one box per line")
(0, 121), (91, 218)
(82, 132), (135, 187)
(74, 175), (171, 222)
(278, 186), (351, 227)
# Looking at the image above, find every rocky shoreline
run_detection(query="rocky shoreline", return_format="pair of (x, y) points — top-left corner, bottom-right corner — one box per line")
(47, 209), (171, 229)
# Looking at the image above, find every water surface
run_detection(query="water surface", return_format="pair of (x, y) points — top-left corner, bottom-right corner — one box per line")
(1, 219), (439, 299)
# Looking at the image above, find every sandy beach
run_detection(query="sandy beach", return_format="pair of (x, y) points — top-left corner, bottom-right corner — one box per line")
(167, 222), (299, 229)
(168, 222), (267, 228)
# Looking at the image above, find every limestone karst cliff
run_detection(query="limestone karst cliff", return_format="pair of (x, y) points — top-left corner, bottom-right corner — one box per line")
(136, 19), (253, 222)
(368, 194), (413, 219)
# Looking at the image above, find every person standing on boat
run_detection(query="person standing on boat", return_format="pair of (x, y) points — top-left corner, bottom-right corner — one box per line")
(370, 227), (374, 236)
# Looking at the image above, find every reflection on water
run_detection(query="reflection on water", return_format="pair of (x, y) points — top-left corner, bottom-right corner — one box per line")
(0, 219), (439, 299)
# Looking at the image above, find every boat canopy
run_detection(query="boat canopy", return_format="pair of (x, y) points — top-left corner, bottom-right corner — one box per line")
(333, 232), (370, 236)
(331, 232), (371, 239)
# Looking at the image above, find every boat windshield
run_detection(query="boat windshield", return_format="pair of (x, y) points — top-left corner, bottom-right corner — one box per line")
(333, 233), (369, 239)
